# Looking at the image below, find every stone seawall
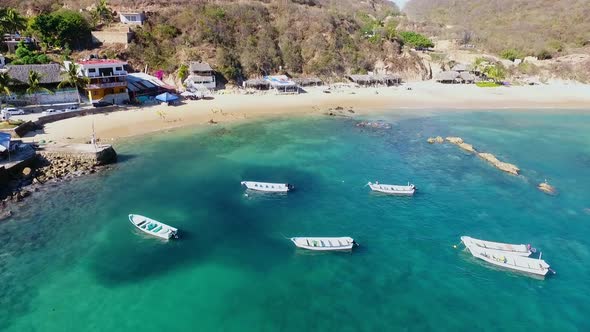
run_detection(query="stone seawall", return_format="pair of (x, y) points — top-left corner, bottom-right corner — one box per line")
(35, 106), (120, 126)
(38, 144), (117, 166)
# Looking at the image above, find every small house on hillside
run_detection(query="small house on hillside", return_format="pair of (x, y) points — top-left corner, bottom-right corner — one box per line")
(3, 34), (37, 53)
(185, 61), (216, 90)
(119, 12), (145, 25)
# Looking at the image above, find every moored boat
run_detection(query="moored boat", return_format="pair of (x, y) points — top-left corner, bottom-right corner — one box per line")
(461, 236), (535, 257)
(128, 214), (178, 240)
(367, 181), (416, 196)
(241, 181), (294, 193)
(464, 243), (553, 277)
(290, 237), (358, 251)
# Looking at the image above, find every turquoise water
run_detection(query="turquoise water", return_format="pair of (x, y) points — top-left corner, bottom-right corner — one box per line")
(1, 110), (590, 331)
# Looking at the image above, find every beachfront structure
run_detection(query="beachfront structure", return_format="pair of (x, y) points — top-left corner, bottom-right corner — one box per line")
(4, 64), (62, 86)
(119, 12), (145, 25)
(435, 70), (475, 84)
(2, 64), (81, 106)
(127, 72), (176, 103)
(65, 59), (129, 104)
(293, 77), (323, 87)
(264, 75), (299, 94)
(185, 61), (216, 90)
(347, 74), (402, 86)
(243, 78), (270, 90)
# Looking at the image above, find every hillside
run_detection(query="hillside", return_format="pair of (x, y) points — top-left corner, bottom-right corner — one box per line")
(4, 0), (436, 81)
(404, 0), (590, 57)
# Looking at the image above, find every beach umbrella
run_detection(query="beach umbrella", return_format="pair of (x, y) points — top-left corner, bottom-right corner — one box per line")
(155, 92), (179, 103)
(0, 132), (10, 152)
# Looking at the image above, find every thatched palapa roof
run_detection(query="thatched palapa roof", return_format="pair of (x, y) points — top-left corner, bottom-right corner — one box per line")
(4, 64), (62, 85)
(348, 74), (401, 84)
(293, 77), (323, 86)
(244, 78), (270, 88)
(189, 61), (213, 72)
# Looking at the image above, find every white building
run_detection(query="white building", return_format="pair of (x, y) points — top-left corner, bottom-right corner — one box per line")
(185, 61), (216, 90)
(65, 59), (130, 104)
(119, 12), (145, 25)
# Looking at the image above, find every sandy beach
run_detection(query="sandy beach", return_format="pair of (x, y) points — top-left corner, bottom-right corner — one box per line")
(28, 81), (590, 143)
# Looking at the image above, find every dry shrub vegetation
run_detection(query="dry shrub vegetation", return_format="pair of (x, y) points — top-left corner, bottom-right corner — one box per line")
(9, 0), (432, 81)
(405, 0), (590, 58)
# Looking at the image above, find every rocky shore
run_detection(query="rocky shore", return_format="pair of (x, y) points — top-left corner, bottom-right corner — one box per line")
(0, 144), (117, 221)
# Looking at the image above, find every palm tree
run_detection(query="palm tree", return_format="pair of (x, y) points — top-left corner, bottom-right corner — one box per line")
(26, 70), (53, 105)
(1, 8), (27, 35)
(0, 72), (14, 110)
(58, 63), (88, 105)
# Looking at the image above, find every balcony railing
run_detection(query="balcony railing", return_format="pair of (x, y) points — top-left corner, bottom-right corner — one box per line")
(87, 81), (128, 89)
(86, 71), (128, 78)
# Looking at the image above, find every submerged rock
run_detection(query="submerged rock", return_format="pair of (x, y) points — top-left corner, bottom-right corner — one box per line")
(0, 209), (12, 221)
(478, 153), (520, 175)
(538, 181), (557, 195)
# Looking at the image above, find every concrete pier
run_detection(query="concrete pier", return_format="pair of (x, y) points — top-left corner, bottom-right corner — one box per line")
(37, 144), (117, 165)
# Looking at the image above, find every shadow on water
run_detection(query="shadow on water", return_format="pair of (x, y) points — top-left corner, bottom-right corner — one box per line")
(115, 153), (138, 163)
(89, 163), (323, 287)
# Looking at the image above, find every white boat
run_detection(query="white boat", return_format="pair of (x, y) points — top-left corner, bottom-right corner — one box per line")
(464, 243), (553, 277)
(461, 236), (535, 257)
(241, 181), (294, 193)
(128, 214), (178, 240)
(290, 237), (358, 251)
(367, 181), (416, 195)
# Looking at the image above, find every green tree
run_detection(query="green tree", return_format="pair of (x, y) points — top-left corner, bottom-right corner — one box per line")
(216, 46), (242, 81)
(95, 0), (113, 24)
(12, 41), (50, 65)
(399, 31), (434, 49)
(30, 10), (92, 49)
(26, 70), (53, 105)
(58, 63), (88, 104)
(177, 64), (189, 83)
(0, 8), (27, 35)
(0, 72), (14, 110)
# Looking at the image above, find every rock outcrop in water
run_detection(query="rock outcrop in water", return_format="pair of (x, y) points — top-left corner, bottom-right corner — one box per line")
(427, 136), (444, 144)
(538, 181), (557, 195)
(477, 153), (520, 175)
(429, 135), (520, 175)
(445, 137), (476, 153)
